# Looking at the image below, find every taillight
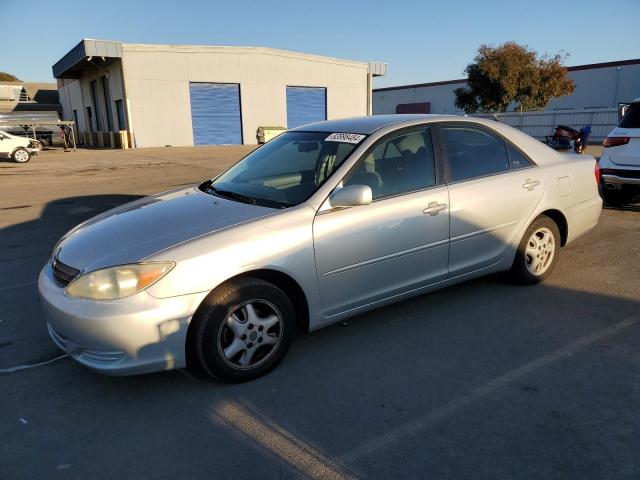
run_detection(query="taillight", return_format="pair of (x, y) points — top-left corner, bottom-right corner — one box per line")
(603, 136), (630, 148)
(594, 162), (600, 184)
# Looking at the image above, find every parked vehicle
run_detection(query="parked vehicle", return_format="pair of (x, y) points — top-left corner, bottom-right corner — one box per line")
(0, 129), (41, 163)
(599, 98), (640, 206)
(545, 124), (591, 153)
(0, 110), (60, 146)
(38, 115), (602, 382)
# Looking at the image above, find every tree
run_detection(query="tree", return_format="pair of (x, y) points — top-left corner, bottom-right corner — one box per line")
(0, 72), (21, 82)
(454, 42), (575, 114)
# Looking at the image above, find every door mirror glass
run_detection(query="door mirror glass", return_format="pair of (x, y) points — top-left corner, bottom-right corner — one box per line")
(330, 185), (372, 208)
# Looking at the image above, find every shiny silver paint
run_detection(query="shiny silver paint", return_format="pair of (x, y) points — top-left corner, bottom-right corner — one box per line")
(38, 115), (602, 375)
(329, 184), (372, 207)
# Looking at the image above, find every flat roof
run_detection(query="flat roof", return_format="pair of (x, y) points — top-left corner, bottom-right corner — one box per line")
(122, 42), (370, 68)
(53, 39), (385, 78)
(374, 58), (640, 93)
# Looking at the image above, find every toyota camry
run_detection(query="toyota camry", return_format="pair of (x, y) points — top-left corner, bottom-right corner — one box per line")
(38, 115), (602, 382)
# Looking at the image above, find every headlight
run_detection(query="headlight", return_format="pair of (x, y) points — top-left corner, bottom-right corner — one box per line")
(65, 262), (174, 300)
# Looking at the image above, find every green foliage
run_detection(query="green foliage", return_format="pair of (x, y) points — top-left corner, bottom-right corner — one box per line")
(454, 42), (575, 113)
(0, 72), (21, 82)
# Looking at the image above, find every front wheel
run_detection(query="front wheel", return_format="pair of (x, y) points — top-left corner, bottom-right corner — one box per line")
(194, 277), (295, 383)
(511, 216), (560, 284)
(12, 147), (31, 163)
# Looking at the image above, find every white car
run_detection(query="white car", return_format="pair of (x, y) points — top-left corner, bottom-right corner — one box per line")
(0, 129), (41, 163)
(599, 98), (640, 205)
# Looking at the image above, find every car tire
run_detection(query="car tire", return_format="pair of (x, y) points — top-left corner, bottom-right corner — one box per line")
(511, 215), (561, 284)
(194, 277), (295, 383)
(12, 147), (31, 163)
(601, 188), (634, 207)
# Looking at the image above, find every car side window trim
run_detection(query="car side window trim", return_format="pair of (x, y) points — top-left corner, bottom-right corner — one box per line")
(434, 122), (538, 185)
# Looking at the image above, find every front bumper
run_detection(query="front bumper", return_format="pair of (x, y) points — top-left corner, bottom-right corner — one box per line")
(38, 262), (208, 375)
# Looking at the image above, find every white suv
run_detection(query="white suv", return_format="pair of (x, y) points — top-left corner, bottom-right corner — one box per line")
(0, 130), (41, 163)
(599, 99), (640, 206)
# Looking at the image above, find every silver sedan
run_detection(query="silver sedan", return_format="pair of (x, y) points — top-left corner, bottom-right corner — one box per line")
(38, 115), (602, 382)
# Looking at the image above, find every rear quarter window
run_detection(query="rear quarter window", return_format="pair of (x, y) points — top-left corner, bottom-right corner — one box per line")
(619, 103), (640, 129)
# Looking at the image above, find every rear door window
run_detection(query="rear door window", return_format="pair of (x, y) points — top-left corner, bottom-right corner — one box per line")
(442, 126), (510, 182)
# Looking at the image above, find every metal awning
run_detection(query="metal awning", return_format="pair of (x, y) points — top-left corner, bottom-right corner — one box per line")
(0, 120), (77, 151)
(52, 39), (123, 79)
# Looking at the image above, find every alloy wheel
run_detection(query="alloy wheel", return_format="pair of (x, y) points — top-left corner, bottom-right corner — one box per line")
(14, 150), (29, 162)
(216, 300), (283, 370)
(525, 227), (556, 276)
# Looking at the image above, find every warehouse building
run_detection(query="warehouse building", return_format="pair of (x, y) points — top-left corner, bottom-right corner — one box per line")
(0, 81), (60, 113)
(373, 58), (640, 115)
(53, 39), (385, 148)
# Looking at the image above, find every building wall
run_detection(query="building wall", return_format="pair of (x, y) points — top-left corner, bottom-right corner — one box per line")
(120, 45), (369, 147)
(373, 82), (465, 115)
(547, 64), (640, 110)
(58, 60), (125, 134)
(373, 63), (640, 115)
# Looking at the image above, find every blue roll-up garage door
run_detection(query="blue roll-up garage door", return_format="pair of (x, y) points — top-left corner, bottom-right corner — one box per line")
(189, 83), (242, 145)
(286, 86), (326, 129)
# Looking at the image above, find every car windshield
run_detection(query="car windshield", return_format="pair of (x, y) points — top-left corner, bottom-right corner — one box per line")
(202, 131), (362, 208)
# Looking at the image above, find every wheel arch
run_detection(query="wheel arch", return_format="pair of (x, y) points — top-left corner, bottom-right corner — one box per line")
(537, 209), (568, 246)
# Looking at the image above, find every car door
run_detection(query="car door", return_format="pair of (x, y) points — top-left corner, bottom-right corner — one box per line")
(440, 124), (544, 276)
(313, 127), (450, 318)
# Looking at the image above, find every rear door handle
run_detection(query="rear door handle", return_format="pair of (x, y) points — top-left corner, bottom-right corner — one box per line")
(522, 179), (541, 191)
(423, 202), (447, 216)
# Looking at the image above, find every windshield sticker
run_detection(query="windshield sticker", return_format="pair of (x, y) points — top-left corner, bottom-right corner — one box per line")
(325, 133), (366, 144)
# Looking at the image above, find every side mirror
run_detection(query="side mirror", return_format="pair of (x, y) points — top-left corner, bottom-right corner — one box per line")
(329, 185), (372, 208)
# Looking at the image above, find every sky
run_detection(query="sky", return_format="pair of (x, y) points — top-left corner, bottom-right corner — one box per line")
(2, 0), (639, 88)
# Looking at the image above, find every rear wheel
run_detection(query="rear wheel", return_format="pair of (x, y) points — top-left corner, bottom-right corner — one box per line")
(194, 277), (295, 383)
(12, 148), (30, 163)
(511, 216), (560, 284)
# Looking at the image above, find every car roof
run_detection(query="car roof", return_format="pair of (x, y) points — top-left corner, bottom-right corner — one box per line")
(291, 114), (464, 135)
(294, 114), (568, 166)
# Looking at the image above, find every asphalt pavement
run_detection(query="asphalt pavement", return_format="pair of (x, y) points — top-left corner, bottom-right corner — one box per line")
(1, 147), (639, 479)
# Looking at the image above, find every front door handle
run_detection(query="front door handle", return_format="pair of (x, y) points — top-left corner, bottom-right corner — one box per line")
(522, 179), (541, 191)
(423, 202), (447, 216)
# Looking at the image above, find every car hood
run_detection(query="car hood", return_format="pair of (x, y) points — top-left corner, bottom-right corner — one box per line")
(55, 185), (276, 271)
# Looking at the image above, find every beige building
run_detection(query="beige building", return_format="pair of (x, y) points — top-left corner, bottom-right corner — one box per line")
(53, 39), (385, 148)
